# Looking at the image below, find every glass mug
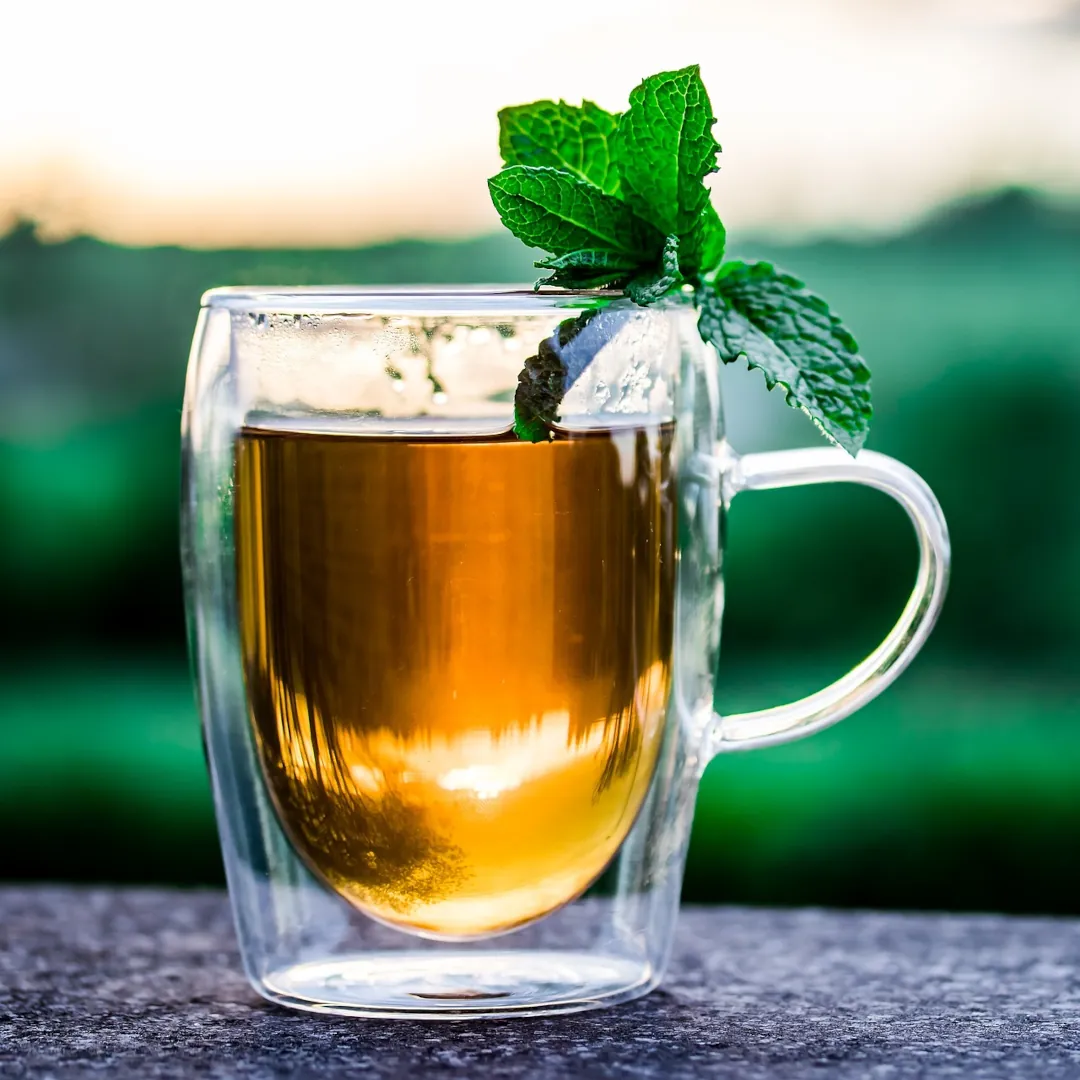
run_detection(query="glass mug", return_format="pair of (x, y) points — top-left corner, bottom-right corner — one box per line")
(181, 287), (949, 1019)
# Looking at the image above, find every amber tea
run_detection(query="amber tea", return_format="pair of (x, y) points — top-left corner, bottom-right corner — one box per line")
(235, 420), (676, 938)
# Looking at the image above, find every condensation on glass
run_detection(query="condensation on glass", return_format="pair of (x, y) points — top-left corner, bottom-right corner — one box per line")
(181, 287), (949, 1018)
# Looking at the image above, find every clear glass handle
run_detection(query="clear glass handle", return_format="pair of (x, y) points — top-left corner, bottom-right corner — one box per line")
(709, 446), (950, 755)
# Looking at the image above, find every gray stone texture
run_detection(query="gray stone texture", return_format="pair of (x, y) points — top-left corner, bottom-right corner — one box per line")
(2, 888), (1079, 1078)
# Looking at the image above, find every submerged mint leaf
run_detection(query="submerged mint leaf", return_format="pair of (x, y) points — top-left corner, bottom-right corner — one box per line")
(513, 312), (594, 442)
(698, 261), (872, 455)
(626, 234), (683, 305)
(488, 166), (664, 261)
(499, 100), (621, 195)
(613, 65), (720, 238)
(513, 309), (635, 440)
(513, 335), (567, 441)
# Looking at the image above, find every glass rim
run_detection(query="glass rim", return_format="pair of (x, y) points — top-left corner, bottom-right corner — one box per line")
(201, 284), (690, 317)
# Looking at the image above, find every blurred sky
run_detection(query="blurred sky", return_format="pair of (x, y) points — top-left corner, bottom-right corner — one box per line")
(3, 0), (1080, 247)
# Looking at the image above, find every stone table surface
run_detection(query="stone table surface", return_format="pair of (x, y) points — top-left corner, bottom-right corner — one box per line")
(2, 889), (1079, 1079)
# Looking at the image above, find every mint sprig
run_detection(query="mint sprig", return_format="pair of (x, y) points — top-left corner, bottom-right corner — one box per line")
(488, 64), (872, 455)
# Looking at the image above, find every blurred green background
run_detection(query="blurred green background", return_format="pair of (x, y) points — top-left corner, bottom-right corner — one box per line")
(2, 186), (1079, 913)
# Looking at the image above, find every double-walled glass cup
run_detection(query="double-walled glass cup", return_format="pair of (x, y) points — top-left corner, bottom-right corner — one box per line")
(181, 287), (949, 1019)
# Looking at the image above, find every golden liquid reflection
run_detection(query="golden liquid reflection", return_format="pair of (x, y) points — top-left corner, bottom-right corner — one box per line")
(235, 423), (675, 937)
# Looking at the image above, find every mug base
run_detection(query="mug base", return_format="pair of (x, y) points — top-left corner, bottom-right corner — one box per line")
(257, 949), (657, 1019)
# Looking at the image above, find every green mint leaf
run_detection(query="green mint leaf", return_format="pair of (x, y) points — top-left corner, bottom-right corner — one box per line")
(499, 100), (621, 195)
(488, 165), (664, 261)
(698, 261), (872, 455)
(680, 201), (726, 277)
(536, 267), (633, 290)
(625, 235), (683, 305)
(613, 64), (720, 238)
(535, 248), (636, 272)
(534, 248), (637, 291)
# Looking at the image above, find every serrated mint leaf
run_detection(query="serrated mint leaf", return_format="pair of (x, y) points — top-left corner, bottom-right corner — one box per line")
(534, 248), (637, 291)
(514, 309), (634, 440)
(534, 248), (638, 275)
(535, 248), (634, 271)
(698, 261), (872, 455)
(488, 166), (663, 261)
(499, 100), (621, 195)
(613, 64), (720, 238)
(536, 267), (633, 290)
(625, 234), (683, 305)
(680, 201), (726, 276)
